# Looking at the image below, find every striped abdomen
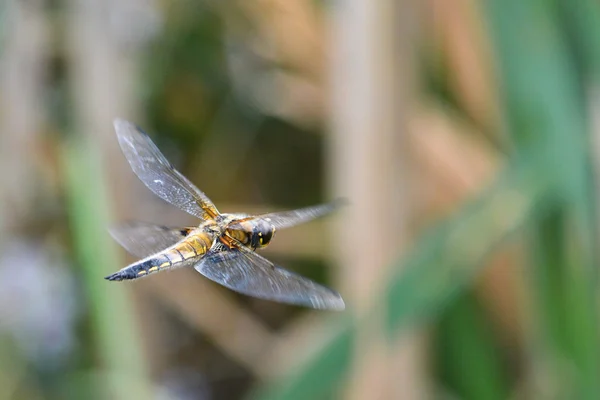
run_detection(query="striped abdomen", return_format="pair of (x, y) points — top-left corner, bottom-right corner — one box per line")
(105, 232), (214, 281)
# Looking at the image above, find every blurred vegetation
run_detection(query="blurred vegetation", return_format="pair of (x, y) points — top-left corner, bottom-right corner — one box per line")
(253, 0), (600, 399)
(2, 0), (600, 399)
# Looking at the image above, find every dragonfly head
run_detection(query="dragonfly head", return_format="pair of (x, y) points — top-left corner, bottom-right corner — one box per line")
(250, 219), (275, 249)
(226, 218), (276, 249)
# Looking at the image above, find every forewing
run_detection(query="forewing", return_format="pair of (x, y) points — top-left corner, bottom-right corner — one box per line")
(110, 221), (193, 258)
(255, 199), (347, 230)
(114, 119), (220, 220)
(194, 243), (345, 310)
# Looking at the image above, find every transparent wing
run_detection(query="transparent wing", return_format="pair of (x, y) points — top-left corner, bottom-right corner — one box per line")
(109, 221), (194, 258)
(254, 199), (347, 230)
(114, 119), (220, 220)
(194, 243), (345, 311)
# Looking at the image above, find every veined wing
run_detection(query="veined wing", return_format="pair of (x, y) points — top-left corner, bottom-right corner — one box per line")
(114, 119), (220, 220)
(254, 199), (347, 230)
(109, 221), (194, 258)
(194, 242), (345, 311)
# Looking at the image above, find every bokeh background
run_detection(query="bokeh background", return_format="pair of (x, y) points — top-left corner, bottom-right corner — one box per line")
(2, 0), (600, 399)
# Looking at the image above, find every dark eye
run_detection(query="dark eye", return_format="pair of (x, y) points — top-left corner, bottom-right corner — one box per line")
(260, 228), (273, 245)
(249, 231), (260, 249)
(251, 221), (275, 248)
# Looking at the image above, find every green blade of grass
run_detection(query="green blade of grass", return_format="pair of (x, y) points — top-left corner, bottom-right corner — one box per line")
(62, 135), (153, 399)
(435, 291), (509, 400)
(558, 0), (600, 78)
(384, 159), (550, 332)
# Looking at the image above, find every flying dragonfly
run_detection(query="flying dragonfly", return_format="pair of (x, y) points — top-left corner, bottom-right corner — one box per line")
(105, 119), (345, 311)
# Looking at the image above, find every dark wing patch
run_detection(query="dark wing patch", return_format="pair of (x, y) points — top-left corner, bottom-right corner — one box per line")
(114, 119), (220, 220)
(109, 221), (193, 258)
(254, 199), (347, 230)
(194, 243), (345, 311)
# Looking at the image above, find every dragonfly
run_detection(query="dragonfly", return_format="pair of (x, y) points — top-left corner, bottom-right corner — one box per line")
(105, 119), (345, 311)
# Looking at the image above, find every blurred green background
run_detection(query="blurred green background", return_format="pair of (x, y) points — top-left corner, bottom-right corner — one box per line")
(1, 0), (600, 399)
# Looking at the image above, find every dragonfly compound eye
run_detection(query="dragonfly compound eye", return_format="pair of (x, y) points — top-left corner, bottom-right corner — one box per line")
(251, 220), (275, 249)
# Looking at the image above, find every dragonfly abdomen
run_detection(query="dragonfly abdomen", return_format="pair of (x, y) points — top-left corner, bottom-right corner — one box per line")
(105, 232), (214, 281)
(105, 253), (178, 281)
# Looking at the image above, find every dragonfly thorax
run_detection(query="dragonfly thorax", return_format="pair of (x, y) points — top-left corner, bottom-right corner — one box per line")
(226, 218), (275, 249)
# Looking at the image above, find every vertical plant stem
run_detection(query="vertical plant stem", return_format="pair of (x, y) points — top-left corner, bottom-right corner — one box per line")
(63, 135), (152, 399)
(328, 0), (424, 397)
